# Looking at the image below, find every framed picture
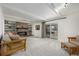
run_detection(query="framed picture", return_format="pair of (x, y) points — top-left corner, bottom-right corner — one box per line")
(35, 25), (40, 30)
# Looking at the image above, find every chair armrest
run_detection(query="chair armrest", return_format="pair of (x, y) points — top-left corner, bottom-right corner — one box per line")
(68, 37), (76, 42)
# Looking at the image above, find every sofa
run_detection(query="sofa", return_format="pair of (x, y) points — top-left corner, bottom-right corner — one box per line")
(0, 32), (26, 56)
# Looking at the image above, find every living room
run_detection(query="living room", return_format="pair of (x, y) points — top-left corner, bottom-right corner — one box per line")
(0, 3), (79, 56)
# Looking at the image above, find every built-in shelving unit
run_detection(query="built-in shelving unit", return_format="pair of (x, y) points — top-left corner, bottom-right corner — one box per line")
(16, 22), (32, 36)
(5, 20), (32, 36)
(5, 20), (16, 32)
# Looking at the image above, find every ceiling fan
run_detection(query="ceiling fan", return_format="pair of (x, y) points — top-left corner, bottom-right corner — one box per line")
(49, 3), (70, 14)
(47, 3), (70, 21)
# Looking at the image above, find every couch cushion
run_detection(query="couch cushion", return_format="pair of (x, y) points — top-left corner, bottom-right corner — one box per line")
(8, 32), (20, 40)
(3, 33), (11, 42)
(10, 35), (19, 40)
(8, 42), (24, 49)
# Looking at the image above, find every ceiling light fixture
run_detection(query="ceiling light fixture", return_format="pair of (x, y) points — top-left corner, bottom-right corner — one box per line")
(64, 3), (68, 8)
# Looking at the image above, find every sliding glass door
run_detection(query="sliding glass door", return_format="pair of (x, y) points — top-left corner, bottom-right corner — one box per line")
(45, 24), (58, 39)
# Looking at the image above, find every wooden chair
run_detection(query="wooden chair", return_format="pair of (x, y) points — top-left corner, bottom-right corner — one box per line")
(61, 42), (78, 55)
(61, 36), (79, 55)
(68, 36), (79, 54)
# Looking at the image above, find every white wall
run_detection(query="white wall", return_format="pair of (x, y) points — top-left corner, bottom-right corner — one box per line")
(0, 6), (4, 37)
(32, 22), (42, 38)
(46, 12), (79, 42)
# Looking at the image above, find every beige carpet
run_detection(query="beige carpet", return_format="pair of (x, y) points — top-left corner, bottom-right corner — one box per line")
(12, 37), (69, 56)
